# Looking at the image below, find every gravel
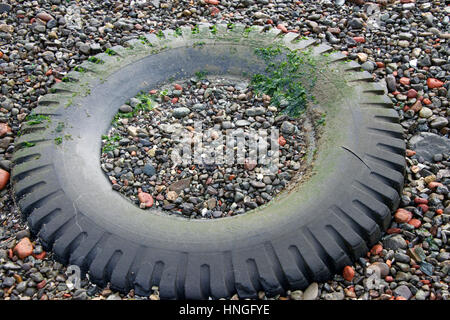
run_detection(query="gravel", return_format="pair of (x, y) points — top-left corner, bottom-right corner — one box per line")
(0, 0), (448, 300)
(100, 77), (311, 219)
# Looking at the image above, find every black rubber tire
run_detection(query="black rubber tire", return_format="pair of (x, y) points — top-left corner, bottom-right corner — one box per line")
(12, 24), (405, 299)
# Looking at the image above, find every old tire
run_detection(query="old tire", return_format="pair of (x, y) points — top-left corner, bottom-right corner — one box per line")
(12, 24), (405, 299)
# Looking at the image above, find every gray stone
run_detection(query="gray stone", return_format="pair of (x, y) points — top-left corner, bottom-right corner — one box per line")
(42, 51), (55, 62)
(415, 290), (427, 300)
(234, 192), (244, 202)
(235, 120), (250, 127)
(398, 40), (410, 48)
(280, 121), (295, 134)
(0, 160), (12, 171)
(303, 282), (318, 300)
(47, 19), (57, 29)
(192, 103), (205, 111)
(73, 289), (88, 300)
(290, 290), (303, 300)
(245, 107), (265, 117)
(15, 229), (30, 240)
(90, 43), (102, 53)
(0, 3), (11, 13)
(33, 24), (46, 33)
(394, 252), (411, 264)
(437, 252), (450, 262)
(2, 262), (21, 271)
(2, 277), (15, 288)
(24, 288), (36, 297)
(323, 291), (345, 300)
(409, 133), (450, 162)
(386, 74), (396, 92)
(394, 285), (412, 300)
(30, 272), (44, 283)
(254, 12), (270, 19)
(221, 121), (232, 129)
(368, 262), (390, 277)
(430, 117), (448, 129)
(212, 211), (222, 218)
(119, 104), (133, 113)
(79, 43), (91, 55)
(361, 61), (376, 72)
(419, 107), (432, 118)
(395, 271), (411, 281)
(172, 107), (190, 118)
(349, 18), (364, 29)
(399, 32), (413, 41)
(142, 164), (156, 177)
(383, 235), (407, 250)
(168, 178), (191, 193)
(15, 281), (28, 293)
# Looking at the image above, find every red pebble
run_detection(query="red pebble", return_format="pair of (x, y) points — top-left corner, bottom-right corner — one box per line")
(353, 36), (365, 43)
(210, 6), (220, 15)
(428, 182), (443, 189)
(343, 266), (355, 281)
(385, 276), (394, 282)
(156, 194), (165, 201)
(171, 97), (178, 104)
(138, 189), (154, 208)
(406, 89), (417, 98)
(37, 280), (46, 289)
(427, 78), (444, 89)
(149, 89), (158, 95)
(370, 244), (383, 255)
(205, 0), (219, 4)
(33, 251), (46, 260)
(423, 98), (432, 105)
(376, 62), (385, 68)
(278, 136), (286, 147)
(0, 123), (11, 138)
(277, 24), (288, 33)
(408, 218), (422, 228)
(417, 203), (428, 213)
(399, 77), (410, 86)
(394, 208), (412, 223)
(414, 197), (428, 205)
(13, 237), (34, 260)
(405, 149), (416, 157)
(387, 228), (402, 234)
(244, 159), (257, 171)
